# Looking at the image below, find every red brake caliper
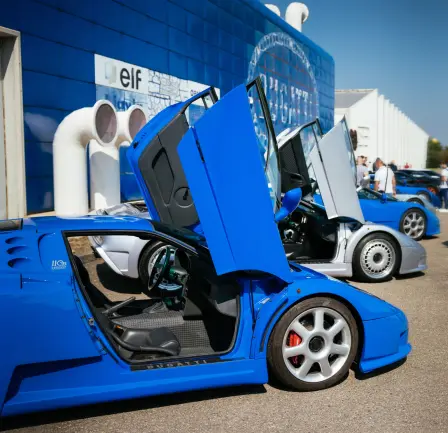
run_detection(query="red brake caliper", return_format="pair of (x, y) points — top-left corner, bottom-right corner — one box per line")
(288, 331), (303, 366)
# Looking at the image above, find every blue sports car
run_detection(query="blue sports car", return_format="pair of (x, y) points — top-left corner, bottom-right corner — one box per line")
(357, 189), (440, 240)
(0, 80), (411, 417)
(313, 188), (440, 241)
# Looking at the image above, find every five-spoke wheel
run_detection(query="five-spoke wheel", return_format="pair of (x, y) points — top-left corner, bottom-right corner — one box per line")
(268, 298), (358, 391)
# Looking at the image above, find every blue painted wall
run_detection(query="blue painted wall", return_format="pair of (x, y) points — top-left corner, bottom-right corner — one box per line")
(1, 0), (334, 213)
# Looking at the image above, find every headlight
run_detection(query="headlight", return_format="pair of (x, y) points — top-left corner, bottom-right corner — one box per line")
(92, 236), (104, 246)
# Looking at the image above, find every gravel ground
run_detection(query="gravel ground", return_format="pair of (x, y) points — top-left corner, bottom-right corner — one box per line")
(3, 214), (448, 433)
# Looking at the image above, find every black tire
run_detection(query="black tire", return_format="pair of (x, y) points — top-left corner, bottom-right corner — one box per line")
(138, 240), (166, 287)
(353, 233), (400, 282)
(417, 191), (430, 201)
(268, 297), (359, 392)
(399, 207), (427, 241)
(407, 198), (424, 206)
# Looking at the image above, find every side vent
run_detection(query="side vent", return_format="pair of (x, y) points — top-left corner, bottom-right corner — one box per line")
(6, 246), (28, 255)
(5, 236), (25, 245)
(8, 258), (32, 269)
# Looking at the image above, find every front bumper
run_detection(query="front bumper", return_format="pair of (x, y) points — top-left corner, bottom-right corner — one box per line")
(399, 243), (427, 275)
(425, 212), (441, 236)
(359, 310), (411, 374)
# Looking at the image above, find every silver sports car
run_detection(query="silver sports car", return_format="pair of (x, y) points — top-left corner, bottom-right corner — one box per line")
(90, 118), (427, 285)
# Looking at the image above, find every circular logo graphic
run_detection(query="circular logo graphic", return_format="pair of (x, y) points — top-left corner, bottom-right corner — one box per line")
(248, 32), (320, 137)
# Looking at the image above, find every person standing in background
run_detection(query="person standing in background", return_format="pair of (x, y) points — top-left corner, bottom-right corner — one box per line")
(439, 162), (448, 211)
(374, 157), (396, 196)
(404, 162), (410, 169)
(356, 156), (370, 187)
(389, 160), (398, 172)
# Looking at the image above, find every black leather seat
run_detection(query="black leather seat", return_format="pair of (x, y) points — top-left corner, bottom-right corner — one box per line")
(118, 327), (181, 356)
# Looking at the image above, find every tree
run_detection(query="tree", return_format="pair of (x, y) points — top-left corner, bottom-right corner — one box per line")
(350, 129), (358, 151)
(426, 137), (444, 168)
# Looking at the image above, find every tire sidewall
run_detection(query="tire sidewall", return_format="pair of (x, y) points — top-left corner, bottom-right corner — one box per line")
(399, 207), (426, 241)
(353, 232), (400, 282)
(138, 240), (166, 287)
(267, 297), (359, 392)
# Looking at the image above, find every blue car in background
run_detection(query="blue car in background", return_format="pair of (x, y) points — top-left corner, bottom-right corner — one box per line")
(370, 172), (441, 208)
(358, 189), (440, 240)
(0, 79), (411, 417)
(313, 189), (440, 241)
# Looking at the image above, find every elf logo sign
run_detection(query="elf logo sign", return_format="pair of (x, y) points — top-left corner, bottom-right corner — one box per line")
(95, 54), (148, 94)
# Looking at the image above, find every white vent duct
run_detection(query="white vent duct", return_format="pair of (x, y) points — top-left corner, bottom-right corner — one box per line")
(285, 2), (309, 32)
(53, 100), (118, 216)
(265, 4), (281, 16)
(89, 105), (147, 210)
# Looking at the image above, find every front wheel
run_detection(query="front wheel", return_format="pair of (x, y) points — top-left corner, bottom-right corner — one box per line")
(417, 191), (430, 201)
(268, 298), (358, 392)
(407, 198), (424, 206)
(353, 233), (399, 282)
(138, 241), (169, 288)
(399, 208), (426, 241)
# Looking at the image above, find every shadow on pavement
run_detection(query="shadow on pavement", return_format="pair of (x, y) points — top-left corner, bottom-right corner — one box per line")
(355, 358), (407, 380)
(442, 241), (448, 247)
(394, 271), (425, 280)
(267, 370), (350, 392)
(1, 385), (266, 431)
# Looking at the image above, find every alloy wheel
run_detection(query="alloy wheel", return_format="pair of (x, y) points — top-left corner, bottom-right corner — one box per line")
(360, 239), (396, 279)
(402, 211), (425, 239)
(282, 307), (352, 383)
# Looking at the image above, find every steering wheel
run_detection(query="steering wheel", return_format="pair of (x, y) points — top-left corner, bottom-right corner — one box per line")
(147, 246), (171, 292)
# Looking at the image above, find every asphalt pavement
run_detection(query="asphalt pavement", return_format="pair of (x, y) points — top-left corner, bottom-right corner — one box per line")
(3, 214), (448, 433)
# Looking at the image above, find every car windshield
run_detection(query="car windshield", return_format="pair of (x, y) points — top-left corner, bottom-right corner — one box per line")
(247, 80), (281, 212)
(341, 120), (357, 185)
(358, 188), (397, 202)
(297, 121), (322, 183)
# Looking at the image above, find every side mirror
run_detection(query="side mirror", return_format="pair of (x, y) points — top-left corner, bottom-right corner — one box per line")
(274, 188), (302, 222)
(380, 192), (388, 203)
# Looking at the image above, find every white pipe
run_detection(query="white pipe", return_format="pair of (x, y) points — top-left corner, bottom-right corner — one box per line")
(265, 4), (281, 16)
(53, 100), (118, 216)
(89, 105), (147, 210)
(285, 2), (309, 32)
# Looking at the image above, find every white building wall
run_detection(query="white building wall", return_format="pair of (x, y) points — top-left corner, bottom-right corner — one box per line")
(377, 94), (385, 160)
(336, 89), (428, 169)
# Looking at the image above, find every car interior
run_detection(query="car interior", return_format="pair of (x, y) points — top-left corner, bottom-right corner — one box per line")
(276, 123), (340, 263)
(277, 200), (339, 262)
(67, 235), (240, 364)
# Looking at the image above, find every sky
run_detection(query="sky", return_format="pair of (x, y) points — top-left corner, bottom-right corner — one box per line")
(262, 0), (448, 144)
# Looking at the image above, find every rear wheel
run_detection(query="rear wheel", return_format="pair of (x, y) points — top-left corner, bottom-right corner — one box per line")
(268, 298), (358, 391)
(353, 233), (399, 282)
(400, 208), (426, 241)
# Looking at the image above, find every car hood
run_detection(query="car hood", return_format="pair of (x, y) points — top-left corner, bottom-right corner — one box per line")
(127, 83), (292, 282)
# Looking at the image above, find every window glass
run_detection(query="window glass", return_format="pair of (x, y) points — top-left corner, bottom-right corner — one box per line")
(247, 83), (281, 212)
